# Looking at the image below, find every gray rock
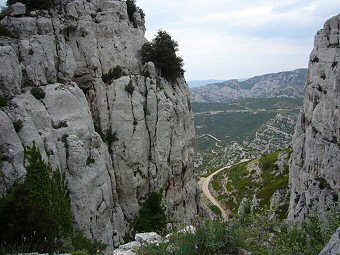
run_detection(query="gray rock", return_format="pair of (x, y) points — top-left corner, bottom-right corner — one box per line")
(0, 0), (199, 247)
(319, 228), (340, 255)
(118, 241), (141, 251)
(10, 2), (26, 17)
(288, 14), (340, 222)
(135, 232), (162, 244)
(0, 46), (22, 97)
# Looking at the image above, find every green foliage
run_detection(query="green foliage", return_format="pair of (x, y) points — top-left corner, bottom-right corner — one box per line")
(133, 191), (166, 234)
(140, 30), (184, 82)
(0, 96), (8, 107)
(71, 232), (108, 255)
(0, 23), (13, 37)
(86, 157), (95, 166)
(102, 65), (123, 83)
(0, 7), (9, 20)
(0, 143), (74, 254)
(126, 0), (137, 23)
(30, 87), (46, 100)
(139, 207), (339, 255)
(13, 120), (23, 132)
(138, 220), (234, 255)
(0, 183), (62, 254)
(25, 143), (53, 210)
(125, 80), (135, 95)
(208, 204), (222, 217)
(6, 0), (52, 10)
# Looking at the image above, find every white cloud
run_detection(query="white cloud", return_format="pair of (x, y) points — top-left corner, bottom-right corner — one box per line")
(139, 0), (338, 79)
(1, 0), (338, 80)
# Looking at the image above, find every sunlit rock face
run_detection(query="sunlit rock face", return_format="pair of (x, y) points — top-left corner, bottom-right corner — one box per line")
(0, 0), (199, 246)
(288, 14), (340, 222)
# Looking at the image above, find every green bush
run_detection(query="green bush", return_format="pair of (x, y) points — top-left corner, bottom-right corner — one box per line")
(0, 183), (62, 254)
(0, 143), (73, 254)
(0, 7), (9, 20)
(0, 23), (13, 37)
(0, 96), (8, 107)
(140, 30), (184, 83)
(138, 220), (230, 255)
(208, 204), (222, 217)
(13, 119), (23, 132)
(71, 232), (108, 255)
(125, 80), (135, 95)
(30, 87), (46, 100)
(126, 0), (137, 23)
(102, 65), (123, 83)
(133, 191), (166, 234)
(6, 0), (52, 10)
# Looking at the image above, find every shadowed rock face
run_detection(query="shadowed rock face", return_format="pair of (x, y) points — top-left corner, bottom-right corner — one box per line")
(0, 0), (199, 246)
(288, 14), (340, 222)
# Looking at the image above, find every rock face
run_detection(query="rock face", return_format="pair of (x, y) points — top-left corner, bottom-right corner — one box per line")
(0, 0), (199, 246)
(191, 69), (307, 103)
(319, 228), (340, 255)
(288, 14), (340, 222)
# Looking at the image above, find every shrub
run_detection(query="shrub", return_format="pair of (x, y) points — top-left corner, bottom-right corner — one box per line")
(0, 143), (74, 254)
(126, 0), (137, 22)
(0, 183), (62, 254)
(0, 6), (9, 20)
(140, 30), (184, 83)
(125, 80), (135, 95)
(102, 65), (123, 83)
(0, 23), (14, 37)
(0, 96), (8, 107)
(13, 120), (23, 132)
(209, 204), (222, 217)
(71, 232), (107, 255)
(133, 191), (166, 234)
(30, 87), (45, 99)
(6, 0), (52, 11)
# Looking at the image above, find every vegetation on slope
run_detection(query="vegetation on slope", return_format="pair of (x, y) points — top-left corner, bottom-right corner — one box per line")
(0, 143), (107, 255)
(137, 205), (339, 255)
(133, 191), (167, 234)
(211, 148), (291, 215)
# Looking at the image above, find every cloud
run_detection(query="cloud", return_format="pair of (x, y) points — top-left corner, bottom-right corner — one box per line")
(1, 0), (338, 80)
(139, 0), (339, 79)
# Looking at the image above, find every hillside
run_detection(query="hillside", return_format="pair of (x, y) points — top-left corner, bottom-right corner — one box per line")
(191, 68), (307, 103)
(193, 97), (302, 175)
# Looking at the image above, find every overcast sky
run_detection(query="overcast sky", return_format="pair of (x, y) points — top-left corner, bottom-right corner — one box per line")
(138, 0), (339, 80)
(1, 0), (339, 80)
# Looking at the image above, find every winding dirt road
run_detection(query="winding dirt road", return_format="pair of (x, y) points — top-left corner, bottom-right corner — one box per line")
(198, 159), (251, 222)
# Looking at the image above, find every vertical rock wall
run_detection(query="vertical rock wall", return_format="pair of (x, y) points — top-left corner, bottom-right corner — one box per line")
(288, 14), (340, 221)
(0, 0), (199, 246)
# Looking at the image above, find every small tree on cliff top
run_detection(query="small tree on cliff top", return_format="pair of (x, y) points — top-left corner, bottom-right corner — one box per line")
(140, 30), (185, 83)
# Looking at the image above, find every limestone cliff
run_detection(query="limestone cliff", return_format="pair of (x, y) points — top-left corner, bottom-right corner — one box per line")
(0, 0), (199, 246)
(288, 14), (340, 221)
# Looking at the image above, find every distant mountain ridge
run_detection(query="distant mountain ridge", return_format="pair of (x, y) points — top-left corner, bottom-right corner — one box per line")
(187, 79), (226, 88)
(190, 69), (307, 102)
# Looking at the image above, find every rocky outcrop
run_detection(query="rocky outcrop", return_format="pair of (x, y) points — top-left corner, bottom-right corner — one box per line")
(288, 14), (340, 221)
(0, 0), (199, 246)
(191, 69), (307, 103)
(319, 228), (340, 255)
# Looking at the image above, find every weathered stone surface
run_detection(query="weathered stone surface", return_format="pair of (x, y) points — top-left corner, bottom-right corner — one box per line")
(9, 2), (26, 17)
(288, 14), (340, 222)
(0, 0), (199, 247)
(0, 46), (22, 97)
(319, 228), (340, 255)
(135, 232), (162, 244)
